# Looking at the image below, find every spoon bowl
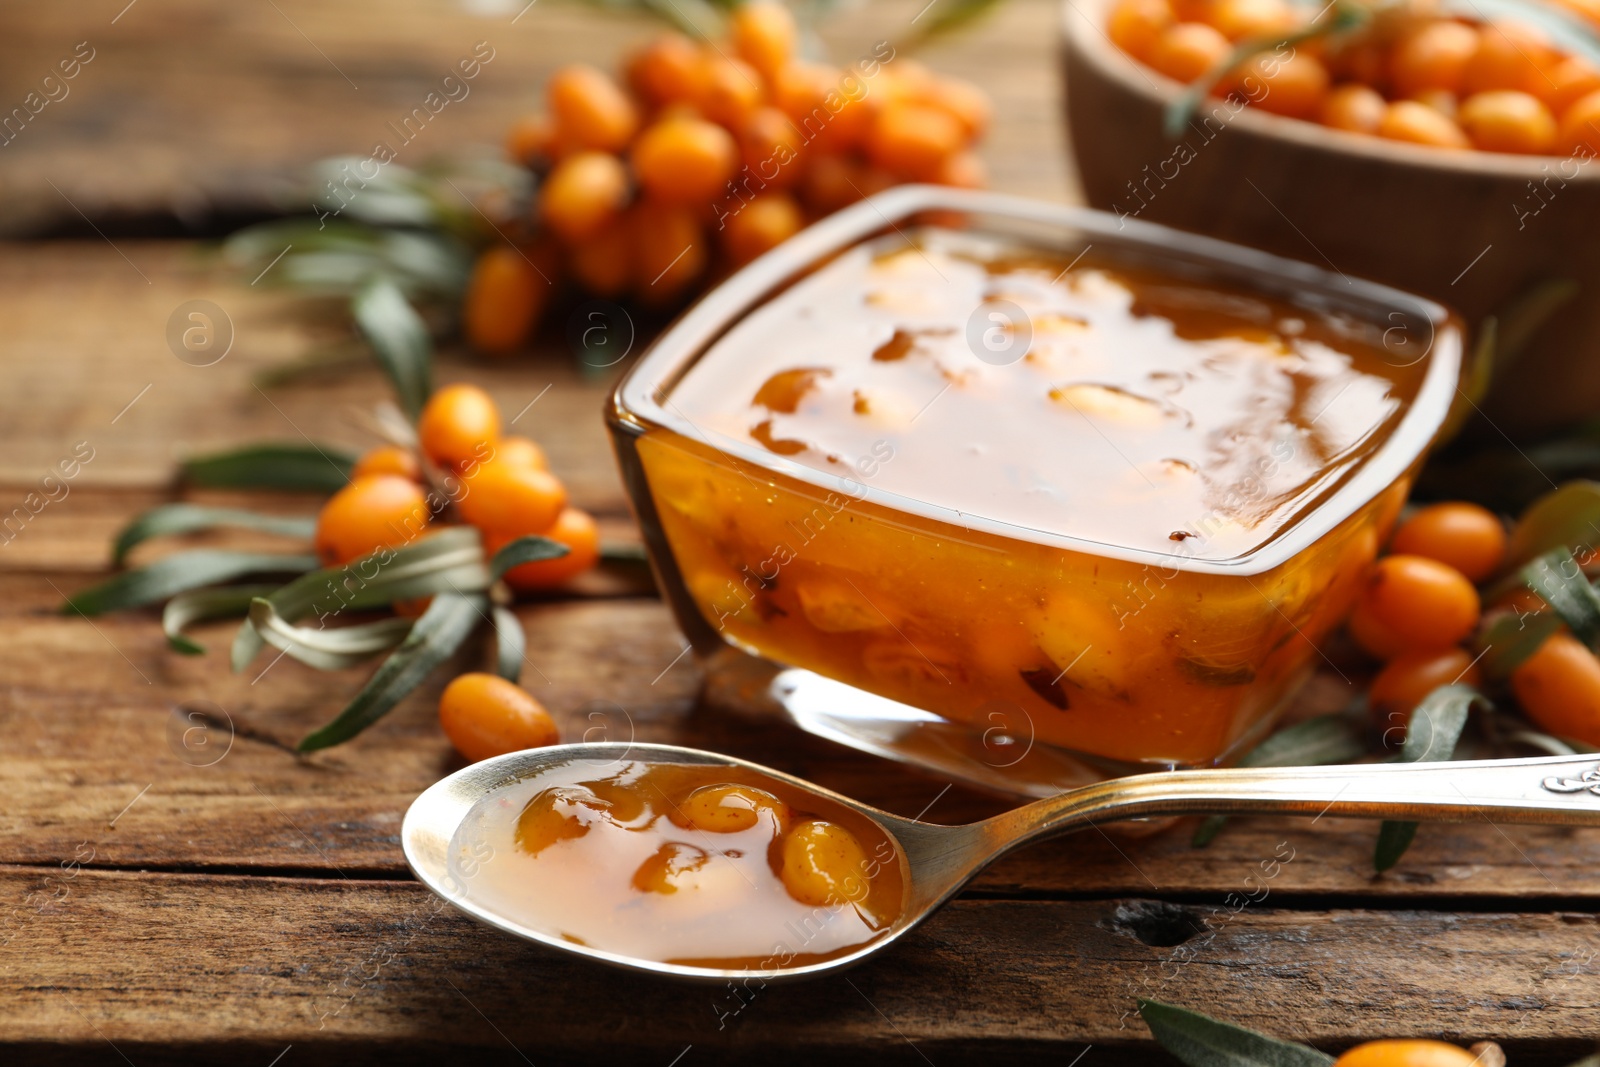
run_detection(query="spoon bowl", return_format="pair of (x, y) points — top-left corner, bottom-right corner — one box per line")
(403, 742), (1600, 982)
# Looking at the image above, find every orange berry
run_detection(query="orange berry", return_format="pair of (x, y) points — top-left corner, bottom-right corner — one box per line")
(719, 192), (804, 266)
(463, 246), (546, 355)
(547, 64), (639, 153)
(1560, 87), (1600, 152)
(1108, 0), (1177, 59)
(1389, 502), (1506, 582)
(1358, 555), (1481, 652)
(632, 200), (706, 301)
(1348, 598), (1409, 660)
(492, 435), (547, 470)
(1238, 51), (1330, 119)
(351, 445), (421, 482)
(627, 34), (705, 108)
(1333, 1039), (1482, 1067)
(458, 461), (568, 538)
(506, 114), (555, 166)
(1376, 100), (1472, 148)
(739, 107), (805, 190)
(800, 153), (869, 215)
(1148, 22), (1233, 84)
(314, 475), (431, 565)
(867, 103), (964, 181)
(540, 151), (630, 242)
(1370, 647), (1483, 731)
(1410, 89), (1459, 119)
(1540, 54), (1600, 113)
(1512, 631), (1600, 746)
(696, 53), (766, 129)
(936, 150), (988, 188)
(567, 214), (633, 297)
(438, 672), (559, 763)
(772, 63), (872, 152)
(418, 383), (501, 472)
(1390, 20), (1480, 98)
(1459, 90), (1558, 153)
(1321, 83), (1388, 133)
(1206, 0), (1295, 41)
(925, 77), (992, 139)
(1463, 22), (1555, 96)
(494, 508), (601, 591)
(631, 117), (739, 205)
(731, 0), (797, 80)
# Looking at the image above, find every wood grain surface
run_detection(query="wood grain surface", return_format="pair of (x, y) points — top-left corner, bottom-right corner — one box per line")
(1, 0), (1597, 1063)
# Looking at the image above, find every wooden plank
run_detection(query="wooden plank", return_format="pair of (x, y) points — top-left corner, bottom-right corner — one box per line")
(0, 0), (1072, 234)
(1, 867), (1595, 1063)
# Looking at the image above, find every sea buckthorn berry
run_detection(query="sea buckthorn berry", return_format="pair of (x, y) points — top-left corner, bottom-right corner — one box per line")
(540, 151), (630, 242)
(1333, 1040), (1482, 1067)
(1390, 20), (1480, 98)
(800, 153), (869, 215)
(567, 214), (634, 297)
(506, 114), (555, 166)
(731, 0), (798, 81)
(773, 62), (872, 153)
(936, 150), (988, 188)
(780, 819), (871, 907)
(739, 107), (805, 190)
(459, 461), (567, 538)
(1389, 502), (1506, 582)
(1370, 647), (1483, 728)
(438, 672), (559, 763)
(1458, 90), (1557, 153)
(1321, 84), (1388, 134)
(1148, 22), (1233, 84)
(720, 192), (804, 266)
(926, 76), (993, 139)
(314, 475), (431, 565)
(463, 246), (546, 355)
(1239, 51), (1330, 120)
(1511, 632), (1600, 746)
(632, 842), (710, 894)
(627, 34), (705, 107)
(1560, 88), (1600, 153)
(492, 435), (547, 470)
(351, 444), (421, 482)
(1376, 100), (1472, 148)
(1410, 89), (1458, 118)
(494, 507), (600, 591)
(1348, 598), (1409, 660)
(697, 53), (766, 129)
(868, 103), (965, 181)
(516, 786), (596, 855)
(678, 783), (790, 833)
(419, 383), (501, 472)
(547, 63), (639, 153)
(632, 201), (706, 300)
(1206, 0), (1295, 42)
(1542, 55), (1600, 113)
(1463, 21), (1555, 96)
(631, 116), (739, 205)
(1358, 554), (1482, 652)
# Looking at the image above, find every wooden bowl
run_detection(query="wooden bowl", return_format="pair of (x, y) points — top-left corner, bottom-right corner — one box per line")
(1062, 0), (1600, 437)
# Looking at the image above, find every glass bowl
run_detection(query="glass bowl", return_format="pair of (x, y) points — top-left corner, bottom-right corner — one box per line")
(607, 185), (1464, 798)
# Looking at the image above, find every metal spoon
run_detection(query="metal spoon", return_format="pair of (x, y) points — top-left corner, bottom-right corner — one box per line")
(403, 742), (1600, 982)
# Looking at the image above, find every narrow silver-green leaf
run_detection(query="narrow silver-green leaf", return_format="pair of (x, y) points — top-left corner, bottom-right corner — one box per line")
(1504, 480), (1600, 572)
(1477, 609), (1564, 681)
(112, 504), (316, 566)
(1521, 547), (1600, 647)
(248, 597), (415, 671)
(488, 534), (568, 583)
(1193, 713), (1365, 846)
(492, 606), (524, 683)
(352, 277), (432, 422)
(162, 584), (281, 655)
(297, 592), (487, 752)
(1139, 999), (1335, 1067)
(183, 443), (356, 493)
(62, 551), (319, 617)
(1375, 685), (1482, 872)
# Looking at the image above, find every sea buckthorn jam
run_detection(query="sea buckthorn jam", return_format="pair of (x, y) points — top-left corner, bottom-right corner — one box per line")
(452, 759), (905, 968)
(629, 225), (1442, 766)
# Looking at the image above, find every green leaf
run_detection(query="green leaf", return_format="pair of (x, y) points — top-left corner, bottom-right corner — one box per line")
(183, 443), (356, 493)
(1193, 713), (1365, 846)
(112, 504), (316, 566)
(1375, 685), (1482, 872)
(1504, 480), (1600, 573)
(248, 597), (415, 671)
(1138, 999), (1335, 1067)
(907, 0), (1005, 40)
(297, 591), (487, 751)
(1520, 548), (1600, 646)
(352, 277), (433, 422)
(221, 218), (471, 298)
(1476, 609), (1565, 682)
(231, 526), (488, 672)
(488, 535), (569, 583)
(492, 606), (524, 683)
(61, 551), (319, 617)
(162, 584), (281, 654)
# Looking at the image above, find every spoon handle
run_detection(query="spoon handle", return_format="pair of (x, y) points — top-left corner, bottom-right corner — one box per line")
(1001, 753), (1600, 844)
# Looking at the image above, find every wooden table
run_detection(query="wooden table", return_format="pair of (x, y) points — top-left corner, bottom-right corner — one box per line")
(2, 1), (1597, 1063)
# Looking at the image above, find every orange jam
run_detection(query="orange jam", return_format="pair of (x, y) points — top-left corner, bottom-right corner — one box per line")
(451, 758), (905, 968)
(635, 228), (1427, 767)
